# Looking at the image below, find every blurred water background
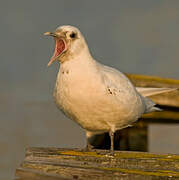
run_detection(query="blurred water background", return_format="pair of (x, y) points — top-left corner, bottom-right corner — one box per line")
(1, 0), (179, 179)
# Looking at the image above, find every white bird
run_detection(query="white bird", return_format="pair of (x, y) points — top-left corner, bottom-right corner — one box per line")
(44, 25), (175, 151)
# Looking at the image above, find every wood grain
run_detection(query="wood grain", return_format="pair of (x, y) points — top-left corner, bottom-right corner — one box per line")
(15, 147), (179, 180)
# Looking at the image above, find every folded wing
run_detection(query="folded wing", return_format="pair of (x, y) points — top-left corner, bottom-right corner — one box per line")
(136, 87), (177, 97)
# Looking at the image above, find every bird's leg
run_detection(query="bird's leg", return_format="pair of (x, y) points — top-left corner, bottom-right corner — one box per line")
(84, 131), (96, 151)
(109, 130), (114, 152)
(85, 138), (95, 151)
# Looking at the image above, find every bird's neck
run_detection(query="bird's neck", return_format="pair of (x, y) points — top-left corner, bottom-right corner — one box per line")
(60, 51), (95, 71)
(59, 43), (95, 70)
(60, 39), (92, 64)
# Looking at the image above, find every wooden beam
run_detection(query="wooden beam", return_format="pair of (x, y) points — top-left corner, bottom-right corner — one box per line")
(126, 73), (179, 88)
(16, 168), (72, 180)
(142, 110), (179, 122)
(15, 148), (179, 179)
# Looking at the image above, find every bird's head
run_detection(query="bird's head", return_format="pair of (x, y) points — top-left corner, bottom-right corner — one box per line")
(44, 25), (87, 66)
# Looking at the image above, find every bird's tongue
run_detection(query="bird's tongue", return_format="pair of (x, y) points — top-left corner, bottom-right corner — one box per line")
(48, 39), (65, 66)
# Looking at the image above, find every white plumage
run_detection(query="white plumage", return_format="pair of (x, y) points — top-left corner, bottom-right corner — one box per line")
(44, 25), (174, 151)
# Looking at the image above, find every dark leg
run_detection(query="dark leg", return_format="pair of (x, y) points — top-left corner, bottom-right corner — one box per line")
(84, 131), (95, 151)
(109, 130), (114, 152)
(86, 139), (94, 151)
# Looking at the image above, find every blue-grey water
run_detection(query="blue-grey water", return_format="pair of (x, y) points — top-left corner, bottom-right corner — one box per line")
(1, 0), (179, 179)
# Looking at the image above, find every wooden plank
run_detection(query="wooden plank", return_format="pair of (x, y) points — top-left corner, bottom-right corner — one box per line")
(126, 73), (179, 88)
(15, 147), (179, 180)
(142, 110), (179, 122)
(15, 168), (72, 180)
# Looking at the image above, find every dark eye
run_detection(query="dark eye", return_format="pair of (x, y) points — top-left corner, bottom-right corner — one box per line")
(70, 32), (76, 38)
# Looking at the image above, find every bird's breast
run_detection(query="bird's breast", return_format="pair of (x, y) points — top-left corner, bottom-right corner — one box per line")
(53, 64), (144, 132)
(54, 66), (110, 130)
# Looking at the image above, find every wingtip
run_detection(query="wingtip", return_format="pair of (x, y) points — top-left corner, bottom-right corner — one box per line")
(154, 107), (163, 112)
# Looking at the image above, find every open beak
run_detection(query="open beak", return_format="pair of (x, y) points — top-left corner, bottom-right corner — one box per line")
(44, 31), (66, 66)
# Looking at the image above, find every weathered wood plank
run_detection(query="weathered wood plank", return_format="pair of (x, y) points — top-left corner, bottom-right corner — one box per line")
(15, 148), (179, 180)
(142, 110), (179, 122)
(126, 74), (179, 88)
(15, 168), (72, 180)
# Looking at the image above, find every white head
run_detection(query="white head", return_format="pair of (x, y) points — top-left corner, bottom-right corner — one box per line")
(44, 25), (89, 66)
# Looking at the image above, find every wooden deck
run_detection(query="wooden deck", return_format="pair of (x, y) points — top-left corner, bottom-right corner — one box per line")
(15, 147), (179, 180)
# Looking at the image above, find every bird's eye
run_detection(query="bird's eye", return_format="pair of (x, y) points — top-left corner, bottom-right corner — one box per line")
(70, 32), (76, 38)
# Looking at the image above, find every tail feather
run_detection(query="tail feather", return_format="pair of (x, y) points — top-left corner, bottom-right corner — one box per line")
(143, 97), (162, 113)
